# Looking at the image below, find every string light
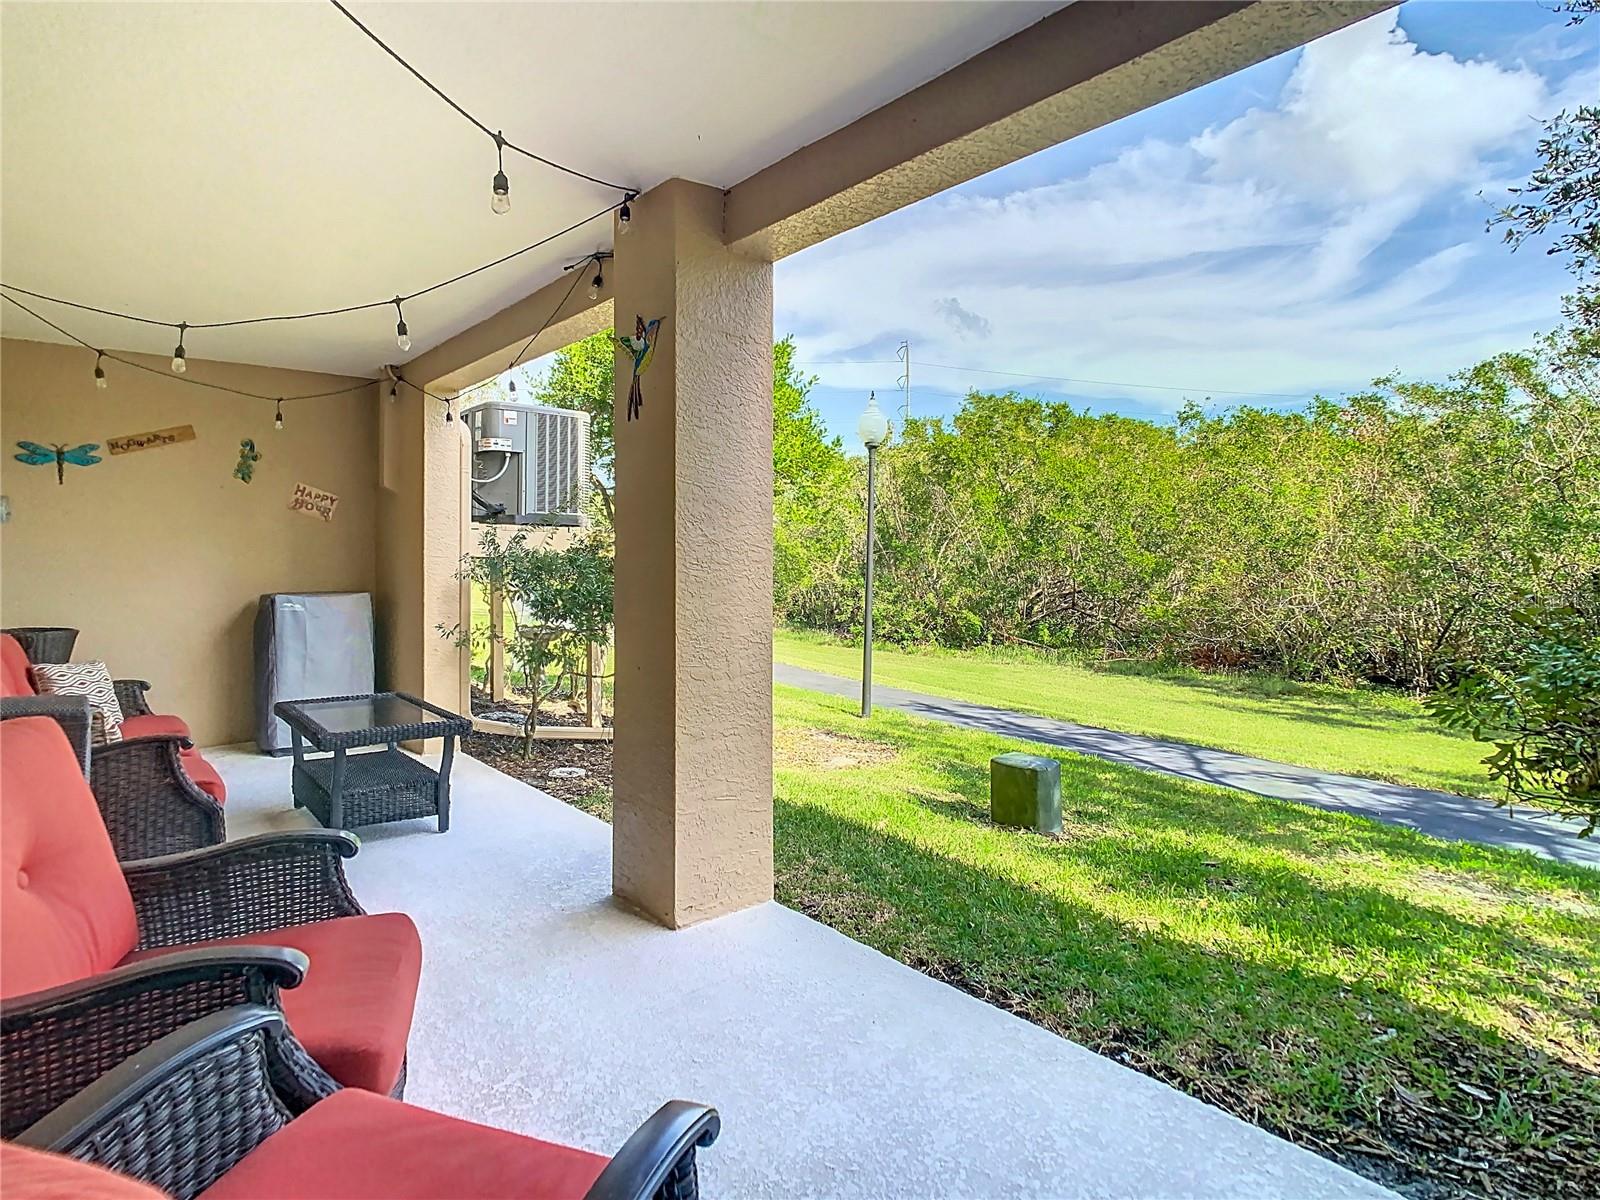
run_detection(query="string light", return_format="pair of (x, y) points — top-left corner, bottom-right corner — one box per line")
(618, 193), (635, 234)
(491, 132), (511, 215)
(389, 381), (398, 401)
(274, 399), (285, 431)
(443, 396), (454, 423)
(171, 323), (187, 374)
(588, 264), (603, 301)
(327, 0), (634, 196)
(507, 377), (517, 396)
(3, 200), (621, 366)
(2, 295), (376, 412)
(393, 299), (411, 353)
(93, 351), (107, 389)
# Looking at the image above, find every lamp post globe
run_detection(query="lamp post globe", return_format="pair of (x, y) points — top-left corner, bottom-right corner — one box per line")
(858, 392), (890, 448)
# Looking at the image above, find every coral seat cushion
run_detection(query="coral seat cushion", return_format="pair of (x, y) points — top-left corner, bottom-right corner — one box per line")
(1, 633), (36, 697)
(200, 1089), (610, 1200)
(0, 1142), (168, 1200)
(0, 718), (139, 999)
(176, 747), (227, 804)
(118, 712), (192, 740)
(124, 913), (421, 1096)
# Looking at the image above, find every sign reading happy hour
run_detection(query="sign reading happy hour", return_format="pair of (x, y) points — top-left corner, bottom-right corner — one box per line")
(106, 424), (196, 455)
(288, 481), (339, 522)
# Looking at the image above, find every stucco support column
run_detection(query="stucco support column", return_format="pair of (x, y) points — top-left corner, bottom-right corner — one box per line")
(611, 179), (775, 928)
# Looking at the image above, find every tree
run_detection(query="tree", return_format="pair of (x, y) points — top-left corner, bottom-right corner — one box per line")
(1428, 599), (1600, 835)
(1491, 104), (1600, 331)
(446, 530), (614, 757)
(530, 334), (616, 522)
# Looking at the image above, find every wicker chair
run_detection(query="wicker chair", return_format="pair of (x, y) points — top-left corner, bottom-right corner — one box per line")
(0, 717), (422, 1141)
(0, 634), (228, 859)
(12, 1005), (721, 1200)
(0, 697), (226, 860)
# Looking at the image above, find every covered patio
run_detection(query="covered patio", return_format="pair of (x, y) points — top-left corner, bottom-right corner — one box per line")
(2, 1), (1398, 1193)
(216, 742), (1387, 1198)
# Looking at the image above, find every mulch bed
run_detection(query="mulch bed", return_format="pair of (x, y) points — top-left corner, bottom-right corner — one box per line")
(465, 687), (613, 814)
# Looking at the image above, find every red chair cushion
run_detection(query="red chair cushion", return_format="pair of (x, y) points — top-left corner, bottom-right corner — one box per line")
(0, 718), (139, 998)
(1, 633), (37, 697)
(176, 747), (227, 804)
(200, 1089), (610, 1200)
(0, 1142), (168, 1199)
(119, 712), (192, 740)
(124, 914), (421, 1096)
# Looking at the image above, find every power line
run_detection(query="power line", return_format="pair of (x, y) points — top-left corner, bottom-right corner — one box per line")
(327, 0), (636, 197)
(796, 357), (1313, 401)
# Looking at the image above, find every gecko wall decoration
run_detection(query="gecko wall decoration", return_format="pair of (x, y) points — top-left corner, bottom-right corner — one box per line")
(14, 441), (102, 485)
(616, 314), (664, 421)
(234, 438), (262, 483)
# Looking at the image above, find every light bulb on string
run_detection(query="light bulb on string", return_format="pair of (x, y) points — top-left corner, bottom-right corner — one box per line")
(588, 268), (603, 302)
(93, 352), (108, 390)
(507, 377), (517, 396)
(491, 133), (511, 215)
(393, 299), (411, 353)
(443, 397), (454, 424)
(274, 400), (285, 431)
(171, 324), (188, 374)
(618, 193), (635, 234)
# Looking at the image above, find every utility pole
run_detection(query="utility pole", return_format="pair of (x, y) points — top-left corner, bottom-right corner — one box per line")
(896, 340), (911, 426)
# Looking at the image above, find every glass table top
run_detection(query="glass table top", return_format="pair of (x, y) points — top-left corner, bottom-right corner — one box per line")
(291, 694), (436, 735)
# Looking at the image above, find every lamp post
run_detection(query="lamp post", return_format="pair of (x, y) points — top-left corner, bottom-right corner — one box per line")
(857, 392), (890, 718)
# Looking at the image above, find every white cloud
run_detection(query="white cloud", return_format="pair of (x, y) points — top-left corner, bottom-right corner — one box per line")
(777, 10), (1573, 412)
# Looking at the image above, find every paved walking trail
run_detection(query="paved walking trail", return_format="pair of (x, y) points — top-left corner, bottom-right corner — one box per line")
(775, 662), (1600, 870)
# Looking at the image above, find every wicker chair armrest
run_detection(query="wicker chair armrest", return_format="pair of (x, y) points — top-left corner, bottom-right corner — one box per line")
(584, 1101), (722, 1200)
(112, 679), (154, 717)
(17, 1005), (294, 1199)
(0, 694), (93, 774)
(90, 735), (224, 861)
(0, 948), (309, 1140)
(123, 831), (365, 949)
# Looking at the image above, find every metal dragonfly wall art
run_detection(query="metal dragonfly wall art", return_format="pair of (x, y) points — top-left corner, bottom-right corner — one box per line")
(13, 441), (103, 485)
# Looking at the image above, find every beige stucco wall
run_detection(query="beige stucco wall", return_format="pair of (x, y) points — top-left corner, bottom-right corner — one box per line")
(0, 337), (377, 746)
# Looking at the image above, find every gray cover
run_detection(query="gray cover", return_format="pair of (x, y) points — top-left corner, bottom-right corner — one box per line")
(254, 592), (375, 754)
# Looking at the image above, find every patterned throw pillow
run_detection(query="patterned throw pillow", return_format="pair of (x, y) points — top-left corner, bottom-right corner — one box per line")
(31, 660), (125, 745)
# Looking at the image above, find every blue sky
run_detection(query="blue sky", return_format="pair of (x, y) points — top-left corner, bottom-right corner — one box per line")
(773, 1), (1598, 446)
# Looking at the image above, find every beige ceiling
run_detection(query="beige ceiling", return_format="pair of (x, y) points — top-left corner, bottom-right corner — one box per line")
(0, 1), (1059, 376)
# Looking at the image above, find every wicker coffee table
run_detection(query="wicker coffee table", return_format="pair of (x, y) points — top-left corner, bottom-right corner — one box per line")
(273, 692), (471, 833)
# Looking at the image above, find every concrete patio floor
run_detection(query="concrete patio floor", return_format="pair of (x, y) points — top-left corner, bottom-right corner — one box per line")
(215, 743), (1393, 1199)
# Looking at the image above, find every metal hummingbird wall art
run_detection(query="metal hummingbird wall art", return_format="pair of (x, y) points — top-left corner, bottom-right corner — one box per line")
(14, 441), (102, 485)
(616, 315), (664, 420)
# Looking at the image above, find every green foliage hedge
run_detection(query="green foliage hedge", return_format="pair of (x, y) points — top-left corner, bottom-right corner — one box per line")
(776, 330), (1600, 691)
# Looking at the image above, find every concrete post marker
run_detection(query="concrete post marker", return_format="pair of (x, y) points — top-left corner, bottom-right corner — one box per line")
(991, 752), (1062, 834)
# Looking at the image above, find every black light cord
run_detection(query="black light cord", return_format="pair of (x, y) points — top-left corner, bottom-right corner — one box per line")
(0, 201), (622, 336)
(327, 0), (635, 195)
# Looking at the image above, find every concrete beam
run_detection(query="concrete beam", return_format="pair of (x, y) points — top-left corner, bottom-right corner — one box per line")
(725, 0), (1392, 260)
(399, 266), (613, 395)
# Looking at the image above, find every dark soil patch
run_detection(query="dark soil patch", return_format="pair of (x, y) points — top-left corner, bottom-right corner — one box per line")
(889, 955), (1598, 1200)
(466, 686), (613, 819)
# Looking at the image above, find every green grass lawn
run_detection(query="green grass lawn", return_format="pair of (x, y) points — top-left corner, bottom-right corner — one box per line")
(775, 628), (1494, 797)
(769, 685), (1599, 1196)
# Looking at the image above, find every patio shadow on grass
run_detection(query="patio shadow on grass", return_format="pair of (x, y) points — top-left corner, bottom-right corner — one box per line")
(775, 794), (1599, 1200)
(771, 691), (1600, 1200)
